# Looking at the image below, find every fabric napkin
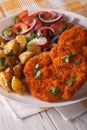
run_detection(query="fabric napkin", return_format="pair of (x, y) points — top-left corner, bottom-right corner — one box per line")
(0, 95), (86, 121)
(0, 0), (87, 121)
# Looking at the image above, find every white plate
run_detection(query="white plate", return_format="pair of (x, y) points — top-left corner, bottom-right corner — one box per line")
(0, 9), (87, 107)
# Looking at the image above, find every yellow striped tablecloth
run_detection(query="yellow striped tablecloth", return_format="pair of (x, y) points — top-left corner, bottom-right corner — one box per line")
(0, 0), (87, 19)
(0, 0), (87, 110)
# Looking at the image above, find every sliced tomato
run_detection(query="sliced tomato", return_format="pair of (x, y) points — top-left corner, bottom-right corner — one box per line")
(50, 21), (71, 34)
(12, 22), (28, 33)
(40, 11), (52, 20)
(22, 16), (34, 26)
(31, 11), (52, 19)
(31, 11), (41, 18)
(18, 10), (28, 19)
(34, 18), (43, 31)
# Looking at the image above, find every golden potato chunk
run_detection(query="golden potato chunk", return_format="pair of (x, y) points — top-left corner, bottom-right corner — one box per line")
(27, 43), (41, 55)
(0, 50), (5, 58)
(0, 68), (13, 92)
(12, 76), (26, 95)
(19, 51), (33, 64)
(4, 39), (18, 55)
(13, 63), (23, 78)
(0, 36), (5, 43)
(6, 56), (16, 68)
(16, 35), (27, 54)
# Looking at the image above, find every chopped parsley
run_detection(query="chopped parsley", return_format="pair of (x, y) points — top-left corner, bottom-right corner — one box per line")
(14, 16), (22, 24)
(61, 19), (67, 22)
(62, 24), (70, 31)
(75, 58), (81, 66)
(35, 70), (41, 79)
(26, 31), (36, 42)
(5, 49), (15, 56)
(0, 57), (6, 68)
(48, 86), (60, 95)
(34, 64), (41, 79)
(35, 64), (40, 70)
(61, 52), (74, 62)
(2, 27), (13, 37)
(68, 74), (75, 87)
(6, 81), (11, 87)
(61, 79), (66, 84)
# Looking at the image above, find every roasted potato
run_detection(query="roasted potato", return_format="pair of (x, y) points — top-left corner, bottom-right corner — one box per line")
(0, 41), (5, 49)
(13, 63), (23, 78)
(0, 36), (5, 43)
(16, 35), (27, 54)
(12, 76), (26, 95)
(0, 68), (13, 92)
(4, 39), (19, 55)
(6, 56), (16, 68)
(27, 43), (41, 55)
(0, 50), (5, 58)
(0, 33), (42, 95)
(19, 51), (33, 64)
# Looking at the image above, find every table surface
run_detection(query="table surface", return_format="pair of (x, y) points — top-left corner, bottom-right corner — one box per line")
(0, 98), (87, 130)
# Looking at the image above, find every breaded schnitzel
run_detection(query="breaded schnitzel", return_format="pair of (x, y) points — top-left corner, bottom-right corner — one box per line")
(23, 26), (87, 102)
(51, 26), (87, 59)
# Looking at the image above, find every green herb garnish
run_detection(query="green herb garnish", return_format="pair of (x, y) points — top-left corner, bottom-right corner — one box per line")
(68, 74), (75, 87)
(5, 49), (15, 56)
(14, 16), (22, 24)
(62, 24), (70, 31)
(61, 19), (67, 22)
(34, 64), (41, 79)
(0, 57), (6, 68)
(35, 64), (40, 70)
(6, 81), (11, 87)
(26, 31), (36, 42)
(61, 79), (66, 84)
(61, 52), (74, 62)
(6, 49), (12, 54)
(2, 28), (13, 37)
(48, 86), (60, 95)
(35, 70), (41, 79)
(75, 58), (81, 66)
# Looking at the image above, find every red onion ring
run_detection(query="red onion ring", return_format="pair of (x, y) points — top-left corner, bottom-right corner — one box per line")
(70, 18), (79, 25)
(2, 34), (16, 41)
(21, 19), (37, 35)
(36, 26), (55, 37)
(50, 11), (59, 19)
(38, 11), (63, 24)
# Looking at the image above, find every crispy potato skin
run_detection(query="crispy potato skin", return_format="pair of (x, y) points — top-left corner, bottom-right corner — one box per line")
(23, 26), (87, 102)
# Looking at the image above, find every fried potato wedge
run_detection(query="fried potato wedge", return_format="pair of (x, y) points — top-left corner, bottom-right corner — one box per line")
(12, 76), (26, 95)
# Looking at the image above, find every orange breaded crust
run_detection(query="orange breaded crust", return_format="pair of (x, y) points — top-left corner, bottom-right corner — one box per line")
(23, 26), (87, 102)
(58, 26), (87, 45)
